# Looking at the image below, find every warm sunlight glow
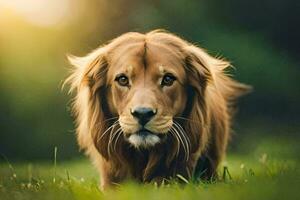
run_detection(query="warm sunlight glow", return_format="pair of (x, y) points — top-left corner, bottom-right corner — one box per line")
(0, 0), (72, 27)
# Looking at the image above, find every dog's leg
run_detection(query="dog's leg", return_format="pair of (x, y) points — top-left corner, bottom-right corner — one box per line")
(91, 152), (126, 190)
(194, 122), (229, 181)
(97, 158), (114, 190)
(194, 150), (219, 181)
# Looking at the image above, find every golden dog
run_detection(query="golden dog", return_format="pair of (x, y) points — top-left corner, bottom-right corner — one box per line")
(65, 30), (250, 190)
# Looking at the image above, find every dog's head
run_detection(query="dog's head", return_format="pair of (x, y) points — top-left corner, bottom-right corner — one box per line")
(65, 30), (249, 161)
(106, 33), (191, 149)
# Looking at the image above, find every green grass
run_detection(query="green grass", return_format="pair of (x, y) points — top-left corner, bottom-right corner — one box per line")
(0, 136), (299, 200)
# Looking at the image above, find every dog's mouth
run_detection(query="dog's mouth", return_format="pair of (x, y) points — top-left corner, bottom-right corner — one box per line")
(125, 128), (166, 148)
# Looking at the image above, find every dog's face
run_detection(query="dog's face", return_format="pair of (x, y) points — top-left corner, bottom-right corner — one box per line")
(106, 42), (187, 148)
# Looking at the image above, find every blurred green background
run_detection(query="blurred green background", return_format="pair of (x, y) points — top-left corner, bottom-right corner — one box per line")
(0, 0), (299, 161)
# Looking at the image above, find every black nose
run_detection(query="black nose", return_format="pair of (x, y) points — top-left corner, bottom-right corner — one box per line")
(131, 107), (156, 126)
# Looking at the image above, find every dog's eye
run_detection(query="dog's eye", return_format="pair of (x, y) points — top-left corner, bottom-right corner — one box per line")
(115, 74), (129, 86)
(161, 74), (176, 87)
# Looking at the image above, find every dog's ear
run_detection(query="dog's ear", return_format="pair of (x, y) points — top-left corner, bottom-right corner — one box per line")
(64, 47), (112, 159)
(64, 47), (108, 93)
(183, 45), (251, 155)
(184, 45), (251, 101)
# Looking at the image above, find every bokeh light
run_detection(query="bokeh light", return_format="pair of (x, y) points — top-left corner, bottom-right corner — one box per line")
(0, 0), (73, 27)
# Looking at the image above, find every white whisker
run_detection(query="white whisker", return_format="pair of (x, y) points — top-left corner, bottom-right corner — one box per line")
(173, 121), (190, 161)
(170, 125), (187, 160)
(169, 127), (180, 157)
(174, 121), (191, 147)
(113, 130), (123, 152)
(97, 120), (119, 143)
(108, 125), (122, 156)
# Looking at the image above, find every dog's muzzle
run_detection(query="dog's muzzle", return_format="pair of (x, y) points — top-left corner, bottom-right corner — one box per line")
(126, 129), (165, 148)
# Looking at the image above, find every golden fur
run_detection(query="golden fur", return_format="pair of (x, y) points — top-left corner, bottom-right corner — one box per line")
(65, 30), (250, 190)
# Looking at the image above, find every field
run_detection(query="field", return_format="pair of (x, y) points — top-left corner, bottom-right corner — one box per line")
(0, 0), (299, 199)
(0, 134), (299, 200)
